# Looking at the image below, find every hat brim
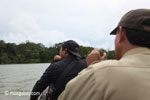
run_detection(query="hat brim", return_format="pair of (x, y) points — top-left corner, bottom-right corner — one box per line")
(110, 27), (118, 35)
(69, 50), (81, 58)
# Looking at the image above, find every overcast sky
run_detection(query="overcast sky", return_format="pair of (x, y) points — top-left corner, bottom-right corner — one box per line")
(0, 0), (149, 50)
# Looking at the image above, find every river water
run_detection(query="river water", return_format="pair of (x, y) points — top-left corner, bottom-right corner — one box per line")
(0, 63), (50, 100)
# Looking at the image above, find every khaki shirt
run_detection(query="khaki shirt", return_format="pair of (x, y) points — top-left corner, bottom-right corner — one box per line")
(58, 47), (150, 100)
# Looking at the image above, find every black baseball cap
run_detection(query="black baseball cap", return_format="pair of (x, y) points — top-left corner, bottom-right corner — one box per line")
(110, 9), (150, 35)
(62, 40), (81, 57)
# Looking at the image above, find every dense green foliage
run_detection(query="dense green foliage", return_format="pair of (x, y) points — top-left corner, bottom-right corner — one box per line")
(0, 40), (115, 64)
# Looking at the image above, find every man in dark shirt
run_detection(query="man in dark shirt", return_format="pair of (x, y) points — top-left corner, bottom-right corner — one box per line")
(30, 40), (87, 100)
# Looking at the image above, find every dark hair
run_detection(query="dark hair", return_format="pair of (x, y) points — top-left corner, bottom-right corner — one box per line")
(123, 27), (150, 48)
(61, 44), (66, 50)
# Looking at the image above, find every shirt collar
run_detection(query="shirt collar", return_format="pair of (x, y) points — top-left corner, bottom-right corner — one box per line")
(123, 47), (150, 58)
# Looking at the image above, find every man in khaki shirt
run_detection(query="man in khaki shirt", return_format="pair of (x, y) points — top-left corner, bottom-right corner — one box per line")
(58, 9), (150, 100)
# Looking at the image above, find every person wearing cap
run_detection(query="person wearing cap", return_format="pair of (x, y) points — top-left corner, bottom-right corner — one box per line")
(30, 40), (87, 100)
(58, 9), (150, 100)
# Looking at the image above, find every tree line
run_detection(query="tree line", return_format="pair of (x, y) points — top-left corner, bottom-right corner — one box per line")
(0, 40), (115, 64)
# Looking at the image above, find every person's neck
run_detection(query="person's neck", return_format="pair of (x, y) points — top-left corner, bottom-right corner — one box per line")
(121, 44), (140, 58)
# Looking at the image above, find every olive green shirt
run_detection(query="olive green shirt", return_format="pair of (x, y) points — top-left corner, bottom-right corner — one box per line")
(58, 47), (150, 100)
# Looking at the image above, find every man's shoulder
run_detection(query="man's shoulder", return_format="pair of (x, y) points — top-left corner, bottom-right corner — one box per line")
(49, 60), (66, 70)
(77, 59), (87, 66)
(85, 60), (129, 80)
(88, 59), (142, 83)
(77, 60), (119, 76)
(50, 57), (76, 69)
(90, 60), (120, 70)
(52, 58), (68, 65)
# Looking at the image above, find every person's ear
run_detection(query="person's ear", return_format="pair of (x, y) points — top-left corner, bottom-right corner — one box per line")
(118, 26), (126, 42)
(64, 48), (68, 54)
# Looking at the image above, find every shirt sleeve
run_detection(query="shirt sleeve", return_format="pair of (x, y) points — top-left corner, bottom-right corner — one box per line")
(30, 63), (58, 100)
(58, 67), (97, 100)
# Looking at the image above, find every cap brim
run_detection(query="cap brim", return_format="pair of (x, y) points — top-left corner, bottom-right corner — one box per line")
(69, 50), (81, 58)
(110, 27), (117, 35)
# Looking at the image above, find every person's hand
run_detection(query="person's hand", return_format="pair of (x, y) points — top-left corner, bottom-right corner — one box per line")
(53, 55), (62, 61)
(86, 48), (107, 66)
